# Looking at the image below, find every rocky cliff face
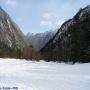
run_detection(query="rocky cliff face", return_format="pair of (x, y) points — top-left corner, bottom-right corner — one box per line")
(41, 5), (90, 63)
(0, 7), (27, 49)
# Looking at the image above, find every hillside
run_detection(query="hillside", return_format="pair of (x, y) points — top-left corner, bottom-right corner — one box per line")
(0, 7), (27, 58)
(41, 5), (90, 63)
(0, 7), (27, 48)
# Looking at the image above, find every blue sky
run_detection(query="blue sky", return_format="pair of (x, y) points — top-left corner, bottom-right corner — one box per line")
(0, 0), (90, 34)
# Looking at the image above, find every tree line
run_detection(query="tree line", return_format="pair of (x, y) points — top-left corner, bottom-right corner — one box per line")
(0, 41), (42, 60)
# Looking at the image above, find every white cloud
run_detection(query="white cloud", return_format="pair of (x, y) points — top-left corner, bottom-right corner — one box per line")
(41, 12), (65, 30)
(5, 0), (17, 8)
(42, 12), (52, 19)
(40, 19), (65, 30)
(40, 20), (53, 27)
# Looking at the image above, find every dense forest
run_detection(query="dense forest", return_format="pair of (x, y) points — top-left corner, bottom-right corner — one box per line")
(0, 42), (42, 60)
(40, 6), (90, 63)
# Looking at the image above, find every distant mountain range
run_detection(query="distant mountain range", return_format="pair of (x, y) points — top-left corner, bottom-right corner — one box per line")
(26, 30), (57, 51)
(41, 5), (90, 63)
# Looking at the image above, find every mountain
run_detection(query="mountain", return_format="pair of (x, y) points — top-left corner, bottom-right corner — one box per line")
(26, 30), (57, 51)
(0, 7), (27, 57)
(0, 7), (27, 49)
(41, 5), (90, 63)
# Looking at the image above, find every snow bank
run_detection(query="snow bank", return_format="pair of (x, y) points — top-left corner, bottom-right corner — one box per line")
(0, 58), (90, 90)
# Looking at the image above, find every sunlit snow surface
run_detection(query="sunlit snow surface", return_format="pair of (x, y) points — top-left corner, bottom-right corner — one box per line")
(0, 58), (90, 90)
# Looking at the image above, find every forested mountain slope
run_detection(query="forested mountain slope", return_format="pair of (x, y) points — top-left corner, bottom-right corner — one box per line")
(41, 5), (90, 63)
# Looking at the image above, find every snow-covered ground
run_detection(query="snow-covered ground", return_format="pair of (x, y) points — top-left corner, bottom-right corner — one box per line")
(0, 58), (90, 90)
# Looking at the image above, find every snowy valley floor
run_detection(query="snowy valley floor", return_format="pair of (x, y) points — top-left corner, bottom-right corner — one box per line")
(0, 59), (90, 90)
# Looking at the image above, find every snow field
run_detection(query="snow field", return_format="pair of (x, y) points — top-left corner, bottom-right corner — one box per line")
(0, 58), (90, 90)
